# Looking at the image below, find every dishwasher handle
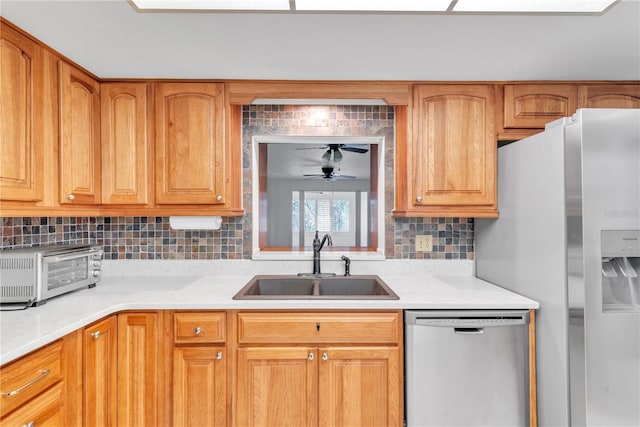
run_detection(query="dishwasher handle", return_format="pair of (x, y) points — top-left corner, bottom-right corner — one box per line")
(454, 327), (484, 334)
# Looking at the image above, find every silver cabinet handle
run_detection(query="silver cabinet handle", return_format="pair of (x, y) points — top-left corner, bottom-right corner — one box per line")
(1, 370), (50, 396)
(22, 422), (36, 427)
(308, 353), (315, 360)
(91, 331), (101, 339)
(194, 327), (201, 335)
(216, 351), (223, 360)
(322, 353), (328, 361)
(66, 194), (75, 201)
(416, 196), (423, 203)
(215, 195), (223, 202)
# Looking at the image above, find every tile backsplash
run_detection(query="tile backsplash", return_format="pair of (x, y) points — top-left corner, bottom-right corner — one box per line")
(0, 105), (474, 260)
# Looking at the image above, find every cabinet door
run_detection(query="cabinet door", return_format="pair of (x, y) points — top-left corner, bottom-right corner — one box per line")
(503, 84), (578, 128)
(0, 24), (44, 201)
(101, 82), (150, 205)
(173, 347), (227, 427)
(236, 347), (317, 427)
(154, 82), (225, 205)
(59, 61), (101, 204)
(117, 312), (161, 427)
(318, 347), (401, 427)
(84, 316), (117, 427)
(412, 85), (496, 214)
(579, 84), (640, 108)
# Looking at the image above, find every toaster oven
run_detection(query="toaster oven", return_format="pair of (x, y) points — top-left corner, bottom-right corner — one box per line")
(0, 244), (103, 307)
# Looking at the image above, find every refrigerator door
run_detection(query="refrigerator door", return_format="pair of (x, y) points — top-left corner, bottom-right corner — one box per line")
(405, 310), (530, 427)
(476, 118), (572, 426)
(575, 109), (640, 426)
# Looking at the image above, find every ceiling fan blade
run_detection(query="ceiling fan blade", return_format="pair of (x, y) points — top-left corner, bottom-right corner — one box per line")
(334, 174), (356, 179)
(340, 146), (369, 154)
(295, 146), (329, 150)
(303, 174), (324, 177)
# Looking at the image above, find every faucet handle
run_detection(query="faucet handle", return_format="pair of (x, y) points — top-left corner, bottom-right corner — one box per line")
(327, 235), (333, 246)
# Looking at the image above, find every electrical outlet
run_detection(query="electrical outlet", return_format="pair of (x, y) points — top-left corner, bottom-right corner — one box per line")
(415, 235), (433, 252)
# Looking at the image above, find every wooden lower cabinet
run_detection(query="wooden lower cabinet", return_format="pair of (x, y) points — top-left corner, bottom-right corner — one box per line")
(0, 382), (65, 427)
(173, 347), (227, 427)
(0, 332), (82, 427)
(84, 316), (118, 427)
(235, 345), (401, 427)
(117, 312), (168, 427)
(235, 311), (403, 427)
(236, 347), (318, 427)
(318, 347), (401, 427)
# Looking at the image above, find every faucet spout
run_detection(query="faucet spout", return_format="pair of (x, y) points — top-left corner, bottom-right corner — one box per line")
(312, 231), (332, 275)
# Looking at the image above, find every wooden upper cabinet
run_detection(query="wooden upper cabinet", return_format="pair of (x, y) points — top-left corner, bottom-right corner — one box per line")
(58, 61), (101, 205)
(405, 84), (497, 217)
(0, 23), (44, 202)
(154, 82), (226, 205)
(579, 84), (640, 108)
(503, 84), (578, 129)
(101, 82), (151, 205)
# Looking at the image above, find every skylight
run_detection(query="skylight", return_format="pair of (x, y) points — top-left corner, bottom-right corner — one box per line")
(130, 0), (619, 13)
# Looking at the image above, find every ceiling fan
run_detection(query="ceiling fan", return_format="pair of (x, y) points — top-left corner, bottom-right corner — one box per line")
(304, 166), (355, 181)
(297, 144), (368, 162)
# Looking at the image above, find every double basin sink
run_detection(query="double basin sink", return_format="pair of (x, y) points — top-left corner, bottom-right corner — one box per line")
(233, 274), (399, 300)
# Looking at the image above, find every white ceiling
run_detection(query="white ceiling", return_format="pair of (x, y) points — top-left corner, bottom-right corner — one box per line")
(1, 0), (639, 80)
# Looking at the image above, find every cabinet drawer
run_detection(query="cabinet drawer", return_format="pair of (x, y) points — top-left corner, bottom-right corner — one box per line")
(0, 340), (63, 415)
(174, 311), (226, 344)
(0, 382), (63, 426)
(237, 312), (401, 345)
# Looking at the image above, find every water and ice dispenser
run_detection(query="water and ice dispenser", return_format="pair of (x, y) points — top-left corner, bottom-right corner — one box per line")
(602, 230), (640, 311)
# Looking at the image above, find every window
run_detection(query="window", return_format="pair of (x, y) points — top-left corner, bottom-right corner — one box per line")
(252, 135), (383, 257)
(291, 191), (364, 247)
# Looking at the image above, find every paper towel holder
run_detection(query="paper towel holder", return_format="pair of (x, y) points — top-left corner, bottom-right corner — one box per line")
(169, 216), (223, 230)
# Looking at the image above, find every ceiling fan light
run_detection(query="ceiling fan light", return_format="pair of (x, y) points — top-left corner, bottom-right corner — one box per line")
(333, 150), (343, 162)
(322, 150), (332, 162)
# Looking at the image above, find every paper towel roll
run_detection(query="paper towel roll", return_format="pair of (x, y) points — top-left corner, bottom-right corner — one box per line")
(169, 216), (223, 230)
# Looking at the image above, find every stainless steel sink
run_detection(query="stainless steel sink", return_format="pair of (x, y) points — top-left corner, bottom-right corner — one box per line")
(232, 275), (399, 300)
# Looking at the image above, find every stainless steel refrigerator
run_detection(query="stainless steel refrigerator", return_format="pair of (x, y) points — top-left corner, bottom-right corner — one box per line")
(476, 109), (640, 427)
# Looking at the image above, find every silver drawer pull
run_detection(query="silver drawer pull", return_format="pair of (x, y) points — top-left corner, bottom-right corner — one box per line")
(22, 422), (36, 427)
(194, 327), (202, 335)
(1, 369), (51, 396)
(91, 331), (101, 339)
(308, 353), (315, 360)
(322, 353), (328, 361)
(216, 352), (223, 360)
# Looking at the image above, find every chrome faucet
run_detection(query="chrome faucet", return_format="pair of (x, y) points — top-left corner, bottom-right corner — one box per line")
(312, 231), (332, 275)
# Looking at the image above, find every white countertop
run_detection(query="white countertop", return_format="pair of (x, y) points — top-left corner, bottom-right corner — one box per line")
(0, 260), (538, 365)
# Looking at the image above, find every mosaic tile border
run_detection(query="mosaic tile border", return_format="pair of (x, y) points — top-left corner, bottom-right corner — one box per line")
(1, 217), (244, 260)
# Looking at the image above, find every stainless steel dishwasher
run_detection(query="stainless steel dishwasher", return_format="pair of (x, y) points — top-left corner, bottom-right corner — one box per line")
(405, 310), (530, 426)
